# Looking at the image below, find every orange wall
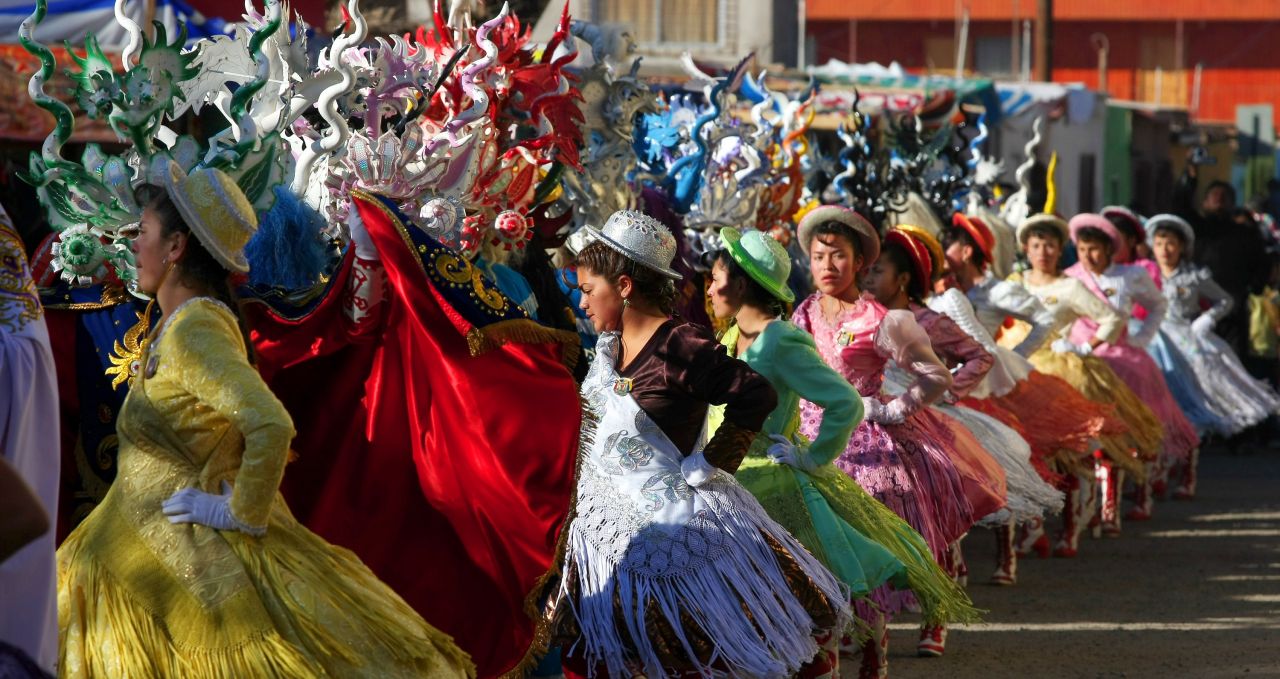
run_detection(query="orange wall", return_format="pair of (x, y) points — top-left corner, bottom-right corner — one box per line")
(810, 0), (1280, 21)
(810, 19), (1280, 126)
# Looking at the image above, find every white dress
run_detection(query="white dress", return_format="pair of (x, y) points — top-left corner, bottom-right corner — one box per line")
(0, 207), (60, 673)
(1158, 264), (1280, 431)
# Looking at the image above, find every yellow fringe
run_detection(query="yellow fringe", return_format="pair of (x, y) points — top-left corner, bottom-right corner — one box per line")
(465, 319), (582, 373)
(59, 496), (475, 678)
(1028, 349), (1160, 480)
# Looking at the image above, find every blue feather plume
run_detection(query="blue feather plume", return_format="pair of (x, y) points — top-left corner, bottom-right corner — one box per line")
(245, 187), (330, 289)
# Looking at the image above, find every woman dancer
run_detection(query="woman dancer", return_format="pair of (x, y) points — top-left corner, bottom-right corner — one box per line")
(707, 227), (979, 677)
(551, 210), (850, 679)
(56, 164), (473, 677)
(941, 214), (1125, 560)
(1008, 214), (1163, 554)
(1065, 213), (1199, 521)
(866, 225), (1062, 586)
(793, 206), (987, 669)
(1104, 207), (1237, 439)
(1147, 214), (1280, 496)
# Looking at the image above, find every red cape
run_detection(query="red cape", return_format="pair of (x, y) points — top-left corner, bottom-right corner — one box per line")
(246, 191), (580, 677)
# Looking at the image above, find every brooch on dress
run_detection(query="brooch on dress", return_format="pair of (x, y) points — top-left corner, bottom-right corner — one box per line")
(613, 377), (634, 395)
(144, 352), (160, 379)
(1045, 295), (1059, 305)
(1103, 288), (1116, 298)
(837, 330), (855, 346)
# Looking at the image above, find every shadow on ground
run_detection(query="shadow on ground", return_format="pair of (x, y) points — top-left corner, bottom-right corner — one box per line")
(844, 447), (1280, 679)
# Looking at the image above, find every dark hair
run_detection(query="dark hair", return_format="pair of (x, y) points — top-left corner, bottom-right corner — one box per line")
(138, 185), (257, 362)
(1206, 180), (1237, 206)
(1021, 223), (1065, 246)
(575, 240), (677, 315)
(1106, 212), (1142, 244)
(879, 239), (927, 302)
(1151, 225), (1188, 246)
(941, 226), (987, 269)
(1073, 226), (1114, 252)
(811, 220), (864, 259)
(712, 250), (789, 318)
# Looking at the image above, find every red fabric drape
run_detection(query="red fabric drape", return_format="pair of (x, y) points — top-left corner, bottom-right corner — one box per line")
(249, 193), (580, 677)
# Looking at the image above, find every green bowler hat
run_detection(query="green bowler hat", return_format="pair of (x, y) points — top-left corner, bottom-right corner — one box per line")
(721, 227), (795, 303)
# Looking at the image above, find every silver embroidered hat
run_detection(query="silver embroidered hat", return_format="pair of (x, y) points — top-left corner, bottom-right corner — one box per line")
(585, 210), (683, 280)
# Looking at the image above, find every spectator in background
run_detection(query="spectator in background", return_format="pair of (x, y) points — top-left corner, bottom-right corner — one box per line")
(1174, 153), (1271, 357)
(1265, 178), (1280, 226)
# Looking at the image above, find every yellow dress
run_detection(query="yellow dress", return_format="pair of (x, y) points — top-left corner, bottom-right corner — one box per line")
(56, 298), (474, 678)
(1001, 274), (1162, 478)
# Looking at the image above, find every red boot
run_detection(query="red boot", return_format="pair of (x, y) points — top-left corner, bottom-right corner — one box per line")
(946, 538), (969, 587)
(917, 625), (947, 657)
(991, 521), (1018, 585)
(858, 617), (889, 679)
(1015, 517), (1050, 559)
(798, 630), (839, 679)
(1126, 463), (1155, 522)
(1101, 467), (1124, 537)
(1055, 472), (1095, 557)
(1173, 447), (1199, 500)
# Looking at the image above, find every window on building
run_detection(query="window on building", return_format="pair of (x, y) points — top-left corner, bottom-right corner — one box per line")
(974, 35), (1014, 77)
(594, 0), (719, 46)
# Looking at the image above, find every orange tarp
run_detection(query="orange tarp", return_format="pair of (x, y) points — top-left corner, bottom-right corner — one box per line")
(0, 44), (118, 143)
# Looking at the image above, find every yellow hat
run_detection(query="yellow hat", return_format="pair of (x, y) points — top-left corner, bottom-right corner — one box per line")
(162, 160), (257, 273)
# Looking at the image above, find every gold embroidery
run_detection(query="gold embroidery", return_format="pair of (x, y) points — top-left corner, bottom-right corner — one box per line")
(471, 267), (507, 311)
(42, 284), (131, 310)
(434, 251), (474, 285)
(106, 311), (152, 390)
(0, 220), (41, 333)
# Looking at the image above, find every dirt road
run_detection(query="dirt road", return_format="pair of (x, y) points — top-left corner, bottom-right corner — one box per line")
(852, 448), (1280, 679)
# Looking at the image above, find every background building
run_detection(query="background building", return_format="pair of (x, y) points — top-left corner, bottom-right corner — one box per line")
(805, 0), (1280, 128)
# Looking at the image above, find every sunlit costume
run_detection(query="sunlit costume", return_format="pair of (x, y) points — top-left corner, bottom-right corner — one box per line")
(792, 207), (987, 674)
(1007, 214), (1163, 556)
(711, 229), (977, 661)
(1146, 214), (1280, 496)
(1102, 206), (1238, 440)
(55, 164), (473, 678)
(881, 226), (1062, 588)
(548, 212), (850, 679)
(1064, 213), (1199, 521)
(17, 3), (585, 674)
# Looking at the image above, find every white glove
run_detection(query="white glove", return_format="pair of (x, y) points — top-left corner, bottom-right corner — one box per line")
(1051, 338), (1093, 356)
(766, 434), (820, 472)
(161, 481), (265, 536)
(861, 395), (908, 425)
(680, 451), (719, 487)
(347, 207), (379, 261)
(1191, 314), (1215, 338)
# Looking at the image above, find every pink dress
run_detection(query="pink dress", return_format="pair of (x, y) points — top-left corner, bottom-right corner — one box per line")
(794, 293), (979, 561)
(1065, 263), (1199, 464)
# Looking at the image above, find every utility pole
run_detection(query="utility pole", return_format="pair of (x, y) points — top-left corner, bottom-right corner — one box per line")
(1035, 0), (1052, 81)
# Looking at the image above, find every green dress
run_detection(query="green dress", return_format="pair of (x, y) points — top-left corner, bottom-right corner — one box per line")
(714, 321), (978, 625)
